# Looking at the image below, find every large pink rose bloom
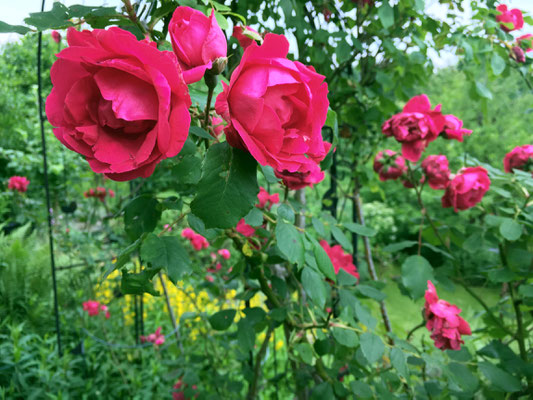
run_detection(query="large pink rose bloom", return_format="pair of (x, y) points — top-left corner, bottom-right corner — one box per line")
(424, 281), (471, 351)
(421, 155), (450, 190)
(320, 240), (359, 281)
(46, 28), (191, 181)
(441, 167), (490, 211)
(8, 176), (30, 192)
(496, 5), (524, 32)
(382, 95), (445, 162)
(373, 149), (407, 181)
(215, 33), (330, 188)
(169, 7), (227, 84)
(503, 144), (533, 173)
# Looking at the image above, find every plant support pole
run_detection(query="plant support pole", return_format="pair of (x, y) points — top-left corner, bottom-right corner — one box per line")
(37, 0), (62, 356)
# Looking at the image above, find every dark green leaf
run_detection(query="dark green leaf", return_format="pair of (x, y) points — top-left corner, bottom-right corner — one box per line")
(276, 221), (304, 265)
(140, 233), (190, 283)
(312, 239), (336, 281)
(475, 81), (493, 100)
(208, 309), (237, 331)
(24, 2), (72, 30)
(401, 255), (434, 299)
(189, 126), (212, 139)
(124, 195), (161, 240)
(491, 53), (506, 76)
(277, 204), (295, 223)
(121, 269), (159, 296)
(244, 207), (263, 227)
(344, 222), (376, 237)
(301, 267), (327, 308)
(478, 362), (521, 392)
(0, 21), (31, 34)
(499, 219), (522, 241)
(350, 381), (373, 398)
(191, 143), (258, 229)
(331, 226), (352, 252)
(332, 327), (358, 348)
(447, 362), (479, 392)
(383, 241), (417, 252)
(356, 285), (386, 301)
(390, 348), (408, 378)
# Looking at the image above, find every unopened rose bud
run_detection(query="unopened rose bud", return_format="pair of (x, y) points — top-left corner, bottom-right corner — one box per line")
(51, 30), (61, 44)
(209, 56), (228, 75)
(512, 46), (526, 63)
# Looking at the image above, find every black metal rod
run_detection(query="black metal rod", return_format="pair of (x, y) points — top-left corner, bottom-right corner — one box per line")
(37, 0), (62, 356)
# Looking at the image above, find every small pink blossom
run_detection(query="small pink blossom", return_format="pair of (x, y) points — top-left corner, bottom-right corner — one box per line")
(217, 249), (231, 259)
(211, 116), (225, 139)
(82, 300), (100, 316)
(51, 30), (61, 43)
(256, 187), (280, 209)
(232, 25), (260, 49)
(236, 218), (255, 237)
(142, 327), (165, 347)
(8, 176), (30, 193)
(181, 228), (195, 239)
(441, 167), (490, 211)
(164, 224), (172, 232)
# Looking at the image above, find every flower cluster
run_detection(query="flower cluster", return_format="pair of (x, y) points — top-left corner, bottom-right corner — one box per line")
(83, 186), (115, 201)
(206, 248), (232, 282)
(172, 379), (198, 400)
(377, 94), (490, 211)
(320, 240), (359, 281)
(494, 5), (531, 64)
(82, 300), (110, 319)
(7, 176), (30, 193)
(140, 326), (165, 346)
(46, 8), (330, 188)
(424, 281), (471, 351)
(181, 228), (209, 251)
(503, 144), (533, 174)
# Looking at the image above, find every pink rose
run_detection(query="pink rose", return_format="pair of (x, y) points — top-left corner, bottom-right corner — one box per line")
(82, 300), (101, 316)
(442, 115), (472, 142)
(217, 249), (231, 259)
(503, 144), (533, 173)
(236, 218), (255, 237)
(373, 150), (407, 181)
(511, 46), (526, 63)
(424, 281), (471, 351)
(382, 95), (446, 162)
(181, 228), (195, 239)
(232, 25), (260, 50)
(7, 176), (30, 192)
(256, 187), (279, 209)
(215, 34), (330, 188)
(51, 30), (61, 44)
(46, 27), (191, 181)
(421, 155), (450, 190)
(320, 240), (359, 281)
(441, 167), (490, 211)
(518, 34), (533, 52)
(169, 7), (227, 84)
(190, 233), (209, 251)
(496, 5), (524, 32)
(211, 116), (225, 139)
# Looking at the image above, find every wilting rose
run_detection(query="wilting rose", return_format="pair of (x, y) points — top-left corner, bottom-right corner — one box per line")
(320, 240), (359, 281)
(7, 176), (30, 192)
(382, 94), (445, 162)
(503, 144), (533, 173)
(215, 33), (330, 189)
(518, 34), (533, 52)
(511, 46), (526, 63)
(496, 4), (524, 32)
(421, 155), (450, 190)
(169, 6), (227, 83)
(51, 30), (61, 43)
(425, 281), (471, 351)
(442, 115), (472, 142)
(373, 150), (407, 182)
(46, 27), (191, 181)
(441, 167), (490, 211)
(232, 25), (260, 50)
(256, 187), (279, 209)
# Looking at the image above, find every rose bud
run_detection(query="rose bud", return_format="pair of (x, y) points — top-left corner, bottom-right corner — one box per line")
(421, 155), (451, 190)
(169, 7), (227, 84)
(441, 167), (490, 211)
(373, 150), (407, 181)
(51, 30), (61, 43)
(511, 46), (526, 63)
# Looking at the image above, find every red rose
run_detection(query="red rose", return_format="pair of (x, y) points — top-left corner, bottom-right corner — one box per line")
(421, 155), (450, 190)
(236, 218), (255, 237)
(215, 34), (330, 188)
(46, 27), (191, 181)
(51, 30), (61, 44)
(169, 7), (227, 84)
(320, 240), (359, 281)
(496, 5), (524, 32)
(232, 25), (260, 50)
(7, 176), (30, 192)
(503, 144), (533, 173)
(382, 94), (445, 162)
(373, 150), (407, 181)
(441, 167), (490, 211)
(424, 281), (471, 351)
(442, 114), (472, 142)
(256, 187), (279, 209)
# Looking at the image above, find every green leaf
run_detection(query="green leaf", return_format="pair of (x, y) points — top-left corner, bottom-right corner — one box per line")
(190, 143), (258, 229)
(124, 195), (162, 240)
(350, 381), (373, 398)
(499, 219), (522, 241)
(491, 53), (506, 76)
(121, 269), (159, 296)
(208, 309), (236, 331)
(277, 203), (295, 223)
(332, 327), (358, 348)
(237, 319), (255, 353)
(356, 285), (386, 301)
(312, 239), (337, 281)
(172, 155), (202, 185)
(24, 2), (73, 30)
(390, 348), (408, 378)
(311, 217), (326, 237)
(475, 81), (493, 100)
(106, 235), (144, 277)
(331, 226), (353, 252)
(447, 362), (479, 392)
(378, 2), (394, 29)
(189, 126), (212, 139)
(140, 233), (190, 283)
(383, 241), (417, 252)
(360, 333), (384, 364)
(344, 222), (376, 237)
(259, 165), (279, 183)
(214, 11), (228, 30)
(295, 343), (314, 364)
(244, 207), (263, 227)
(478, 362), (522, 392)
(276, 221), (304, 265)
(301, 267), (327, 308)
(401, 255), (434, 299)
(0, 21), (31, 34)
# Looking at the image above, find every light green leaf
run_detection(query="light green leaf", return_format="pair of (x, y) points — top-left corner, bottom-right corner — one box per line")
(301, 267), (327, 308)
(499, 219), (522, 241)
(360, 333), (384, 364)
(378, 2), (394, 29)
(401, 255), (434, 299)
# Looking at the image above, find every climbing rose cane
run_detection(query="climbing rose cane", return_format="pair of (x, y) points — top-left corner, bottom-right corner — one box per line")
(169, 6), (227, 84)
(46, 27), (191, 181)
(215, 33), (330, 190)
(424, 281), (471, 350)
(441, 167), (490, 211)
